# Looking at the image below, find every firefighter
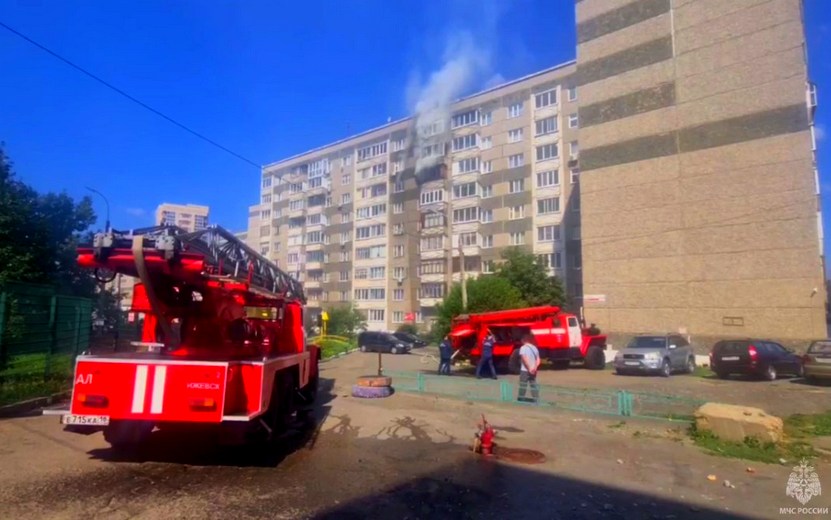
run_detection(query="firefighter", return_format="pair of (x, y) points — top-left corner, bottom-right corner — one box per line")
(438, 335), (452, 375)
(476, 330), (497, 380)
(587, 322), (601, 335)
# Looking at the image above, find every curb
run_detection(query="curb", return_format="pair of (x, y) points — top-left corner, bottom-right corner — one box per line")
(0, 390), (70, 418)
(320, 347), (359, 363)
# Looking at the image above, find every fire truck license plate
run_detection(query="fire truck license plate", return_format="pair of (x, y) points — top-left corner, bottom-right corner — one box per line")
(61, 414), (110, 426)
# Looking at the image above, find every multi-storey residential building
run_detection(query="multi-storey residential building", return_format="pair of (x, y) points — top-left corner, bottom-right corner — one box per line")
(155, 203), (210, 232)
(252, 63), (582, 331)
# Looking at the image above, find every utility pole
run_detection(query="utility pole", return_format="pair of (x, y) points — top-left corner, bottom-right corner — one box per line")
(459, 241), (467, 311)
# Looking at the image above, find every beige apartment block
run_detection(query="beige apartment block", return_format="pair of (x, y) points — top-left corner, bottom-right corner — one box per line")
(575, 0), (825, 344)
(253, 64), (582, 331)
(155, 203), (210, 232)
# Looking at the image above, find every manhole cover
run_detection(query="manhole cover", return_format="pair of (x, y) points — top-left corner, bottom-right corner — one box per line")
(493, 446), (546, 464)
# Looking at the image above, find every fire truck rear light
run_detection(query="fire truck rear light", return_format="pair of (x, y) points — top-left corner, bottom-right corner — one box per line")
(189, 398), (216, 410)
(78, 394), (109, 407)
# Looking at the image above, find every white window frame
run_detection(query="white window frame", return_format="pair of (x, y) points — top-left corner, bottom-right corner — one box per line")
(536, 169), (559, 188)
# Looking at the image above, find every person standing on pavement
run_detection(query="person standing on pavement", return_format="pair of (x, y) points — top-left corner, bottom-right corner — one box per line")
(438, 335), (452, 375)
(517, 333), (541, 403)
(476, 330), (498, 380)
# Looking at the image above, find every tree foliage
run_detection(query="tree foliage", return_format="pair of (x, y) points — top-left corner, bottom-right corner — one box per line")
(494, 247), (566, 308)
(324, 303), (367, 338)
(433, 275), (525, 341)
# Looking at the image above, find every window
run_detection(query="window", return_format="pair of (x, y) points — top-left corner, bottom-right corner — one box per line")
(420, 189), (444, 206)
(452, 133), (478, 152)
(421, 143), (444, 159)
(392, 159), (403, 173)
(509, 179), (524, 193)
(372, 162), (387, 177)
(454, 157), (479, 174)
(394, 244), (405, 257)
(368, 309), (385, 322)
(260, 244), (269, 255)
(306, 230), (323, 244)
(481, 111), (492, 125)
(393, 267), (406, 279)
(420, 283), (445, 298)
(262, 176), (272, 188)
(571, 168), (580, 184)
(342, 172), (351, 185)
(358, 183), (387, 199)
(369, 266), (386, 279)
(458, 232), (478, 246)
(340, 251), (350, 262)
(393, 289), (404, 302)
(510, 232), (525, 245)
(482, 235), (493, 248)
(480, 136), (492, 150)
(508, 154), (524, 168)
(567, 86), (577, 101)
(573, 197), (581, 212)
(357, 141), (388, 162)
(356, 203), (386, 220)
(261, 194), (272, 204)
(340, 270), (350, 282)
(307, 194), (326, 207)
(290, 183), (304, 194)
(392, 311), (404, 323)
(536, 169), (559, 188)
(420, 235), (444, 251)
(355, 245), (386, 259)
(394, 180), (405, 193)
(342, 154), (353, 166)
(481, 209), (493, 222)
(340, 231), (351, 243)
(537, 225), (560, 242)
(391, 138), (406, 152)
(308, 177), (324, 189)
(393, 202), (403, 214)
(289, 200), (305, 211)
(508, 128), (523, 143)
(341, 193), (352, 205)
(419, 260), (445, 275)
(570, 254), (582, 269)
(341, 212), (352, 223)
(535, 116), (558, 136)
(453, 182), (478, 199)
(535, 89), (557, 109)
(568, 114), (579, 128)
(453, 207), (479, 223)
(536, 143), (558, 162)
(339, 290), (349, 301)
(355, 224), (386, 240)
(261, 209), (272, 220)
(569, 141), (579, 156)
(538, 252), (562, 269)
(509, 205), (525, 219)
(482, 160), (493, 173)
(423, 213), (445, 228)
(481, 185), (493, 198)
(393, 223), (404, 235)
(306, 250), (325, 263)
(451, 109), (479, 129)
(483, 260), (495, 273)
(537, 197), (560, 214)
(508, 102), (523, 118)
(287, 252), (300, 264)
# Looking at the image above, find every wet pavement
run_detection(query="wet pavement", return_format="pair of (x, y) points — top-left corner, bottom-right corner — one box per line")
(0, 349), (828, 519)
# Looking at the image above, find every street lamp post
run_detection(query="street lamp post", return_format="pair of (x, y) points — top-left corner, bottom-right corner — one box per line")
(85, 186), (110, 232)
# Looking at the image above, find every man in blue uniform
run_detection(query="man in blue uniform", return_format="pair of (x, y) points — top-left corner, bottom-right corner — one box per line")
(476, 330), (498, 380)
(438, 335), (452, 375)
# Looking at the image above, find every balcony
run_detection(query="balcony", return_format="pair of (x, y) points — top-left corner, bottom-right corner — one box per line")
(304, 279), (321, 289)
(419, 273), (446, 283)
(419, 248), (445, 260)
(419, 296), (443, 307)
(808, 82), (818, 117)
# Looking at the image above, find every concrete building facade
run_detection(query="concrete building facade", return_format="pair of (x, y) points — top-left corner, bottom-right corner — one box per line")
(253, 64), (583, 331)
(155, 203), (210, 232)
(575, 0), (825, 343)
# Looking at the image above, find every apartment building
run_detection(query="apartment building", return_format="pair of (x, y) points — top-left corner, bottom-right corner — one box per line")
(155, 203), (210, 232)
(252, 63), (583, 331)
(575, 0), (825, 343)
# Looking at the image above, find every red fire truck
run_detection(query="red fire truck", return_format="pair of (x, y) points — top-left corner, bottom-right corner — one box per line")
(44, 225), (319, 450)
(448, 306), (607, 372)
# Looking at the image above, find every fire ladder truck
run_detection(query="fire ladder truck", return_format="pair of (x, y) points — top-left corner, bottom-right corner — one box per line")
(44, 225), (319, 450)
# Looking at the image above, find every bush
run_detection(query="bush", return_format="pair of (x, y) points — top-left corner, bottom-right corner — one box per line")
(395, 323), (420, 336)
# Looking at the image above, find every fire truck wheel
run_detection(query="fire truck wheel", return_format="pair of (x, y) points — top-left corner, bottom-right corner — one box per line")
(584, 346), (606, 370)
(356, 375), (393, 387)
(508, 350), (522, 375)
(104, 420), (153, 451)
(351, 384), (392, 398)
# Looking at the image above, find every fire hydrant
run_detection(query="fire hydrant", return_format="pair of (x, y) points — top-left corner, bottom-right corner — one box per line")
(474, 414), (495, 456)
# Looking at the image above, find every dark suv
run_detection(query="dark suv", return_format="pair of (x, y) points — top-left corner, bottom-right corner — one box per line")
(710, 339), (803, 381)
(357, 331), (411, 354)
(393, 332), (427, 348)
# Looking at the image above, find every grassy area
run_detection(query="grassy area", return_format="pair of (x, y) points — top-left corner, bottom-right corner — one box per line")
(0, 352), (75, 406)
(688, 410), (831, 464)
(316, 337), (356, 359)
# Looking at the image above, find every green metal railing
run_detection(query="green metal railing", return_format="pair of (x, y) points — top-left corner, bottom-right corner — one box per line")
(386, 370), (702, 422)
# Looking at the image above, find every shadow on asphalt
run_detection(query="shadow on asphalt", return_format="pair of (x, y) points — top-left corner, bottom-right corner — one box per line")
(85, 378), (337, 468)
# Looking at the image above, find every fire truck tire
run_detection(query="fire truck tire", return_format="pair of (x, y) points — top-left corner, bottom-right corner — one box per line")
(508, 350), (522, 375)
(351, 384), (392, 398)
(104, 420), (153, 451)
(356, 375), (392, 387)
(584, 346), (606, 370)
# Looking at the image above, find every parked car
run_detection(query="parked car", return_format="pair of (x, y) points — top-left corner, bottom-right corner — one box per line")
(613, 334), (695, 377)
(803, 340), (831, 384)
(709, 339), (803, 381)
(393, 332), (427, 348)
(357, 331), (411, 354)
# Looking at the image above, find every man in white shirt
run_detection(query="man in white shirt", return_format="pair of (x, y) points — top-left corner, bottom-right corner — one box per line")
(517, 333), (540, 403)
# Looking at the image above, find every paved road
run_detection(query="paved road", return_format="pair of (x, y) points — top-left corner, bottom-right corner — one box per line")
(0, 350), (828, 519)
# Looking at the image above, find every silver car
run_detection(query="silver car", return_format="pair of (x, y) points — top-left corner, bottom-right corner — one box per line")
(613, 334), (696, 377)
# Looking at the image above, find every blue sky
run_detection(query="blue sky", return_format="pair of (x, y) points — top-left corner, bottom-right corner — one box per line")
(0, 0), (829, 240)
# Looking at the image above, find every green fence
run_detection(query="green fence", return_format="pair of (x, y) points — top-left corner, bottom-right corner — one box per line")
(0, 281), (93, 406)
(386, 371), (702, 423)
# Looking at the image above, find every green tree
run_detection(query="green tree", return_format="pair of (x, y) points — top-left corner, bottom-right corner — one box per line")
(324, 303), (367, 338)
(395, 323), (420, 336)
(495, 247), (566, 307)
(433, 275), (526, 340)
